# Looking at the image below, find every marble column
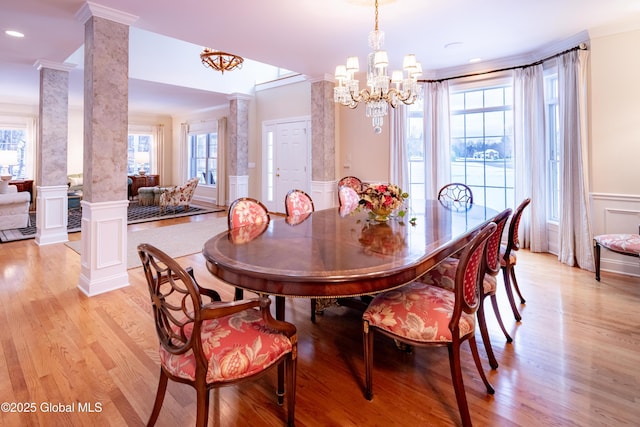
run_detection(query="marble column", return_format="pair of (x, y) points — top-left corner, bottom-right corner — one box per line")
(34, 60), (75, 245)
(76, 3), (137, 297)
(310, 78), (337, 210)
(227, 94), (251, 202)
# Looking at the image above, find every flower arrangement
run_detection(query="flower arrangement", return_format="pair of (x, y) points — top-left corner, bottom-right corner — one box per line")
(358, 183), (409, 221)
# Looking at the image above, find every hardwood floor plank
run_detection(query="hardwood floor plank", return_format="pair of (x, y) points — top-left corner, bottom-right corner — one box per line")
(0, 212), (639, 426)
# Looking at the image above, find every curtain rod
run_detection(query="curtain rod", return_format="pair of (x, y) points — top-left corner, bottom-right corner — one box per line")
(419, 43), (588, 84)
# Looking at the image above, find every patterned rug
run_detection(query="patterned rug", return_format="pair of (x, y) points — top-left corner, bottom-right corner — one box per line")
(0, 203), (223, 243)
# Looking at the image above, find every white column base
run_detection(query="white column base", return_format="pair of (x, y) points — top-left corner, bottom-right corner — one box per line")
(311, 180), (338, 211)
(228, 175), (249, 204)
(77, 199), (129, 297)
(35, 185), (70, 246)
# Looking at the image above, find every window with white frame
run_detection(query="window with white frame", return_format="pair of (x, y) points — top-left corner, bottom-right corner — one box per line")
(544, 72), (560, 222)
(128, 133), (153, 175)
(449, 81), (514, 212)
(0, 119), (33, 180)
(188, 131), (217, 186)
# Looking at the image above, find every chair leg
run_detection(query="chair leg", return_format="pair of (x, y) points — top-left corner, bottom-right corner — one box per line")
(286, 353), (297, 427)
(490, 294), (513, 343)
(502, 265), (522, 322)
(363, 321), (374, 401)
(147, 369), (168, 426)
(447, 341), (473, 427)
(510, 266), (526, 304)
(195, 381), (210, 427)
(234, 287), (244, 301)
(476, 301), (499, 369)
(310, 298), (317, 323)
(468, 336), (495, 395)
(594, 242), (601, 281)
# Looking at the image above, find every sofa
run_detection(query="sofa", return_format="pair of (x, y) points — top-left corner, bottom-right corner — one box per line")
(67, 173), (83, 192)
(0, 185), (31, 230)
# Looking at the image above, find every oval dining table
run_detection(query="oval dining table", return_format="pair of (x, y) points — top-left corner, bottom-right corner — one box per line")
(203, 199), (499, 321)
(202, 199), (498, 402)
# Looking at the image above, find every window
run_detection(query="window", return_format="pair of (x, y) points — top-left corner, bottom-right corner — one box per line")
(406, 79), (514, 214)
(449, 82), (514, 212)
(128, 133), (153, 175)
(188, 132), (217, 186)
(0, 124), (33, 179)
(544, 72), (560, 222)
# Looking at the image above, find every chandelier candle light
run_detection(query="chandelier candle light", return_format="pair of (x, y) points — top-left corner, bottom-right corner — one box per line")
(334, 0), (423, 133)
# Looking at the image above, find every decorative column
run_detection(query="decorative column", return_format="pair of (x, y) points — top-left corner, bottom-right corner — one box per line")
(75, 3), (137, 297)
(34, 60), (75, 245)
(227, 94), (251, 202)
(310, 78), (337, 210)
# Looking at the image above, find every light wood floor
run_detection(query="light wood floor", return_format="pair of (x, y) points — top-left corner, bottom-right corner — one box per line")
(1, 211), (639, 426)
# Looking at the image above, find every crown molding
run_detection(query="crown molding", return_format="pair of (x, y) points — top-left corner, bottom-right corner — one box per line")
(33, 60), (77, 72)
(75, 1), (139, 26)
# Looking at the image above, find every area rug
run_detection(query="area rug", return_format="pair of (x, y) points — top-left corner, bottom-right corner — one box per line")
(0, 202), (223, 243)
(64, 216), (228, 269)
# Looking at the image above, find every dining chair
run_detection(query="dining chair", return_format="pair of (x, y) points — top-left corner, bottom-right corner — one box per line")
(418, 208), (513, 369)
(362, 222), (497, 427)
(337, 176), (363, 194)
(137, 243), (297, 427)
(437, 182), (473, 211)
(228, 197), (270, 300)
(338, 185), (361, 216)
(501, 197), (531, 321)
(593, 228), (640, 281)
(285, 188), (314, 217)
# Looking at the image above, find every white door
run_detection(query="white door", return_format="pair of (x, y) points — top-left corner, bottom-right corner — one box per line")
(263, 118), (310, 213)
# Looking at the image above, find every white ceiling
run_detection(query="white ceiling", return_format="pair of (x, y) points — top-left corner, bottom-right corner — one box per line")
(2, 0), (640, 116)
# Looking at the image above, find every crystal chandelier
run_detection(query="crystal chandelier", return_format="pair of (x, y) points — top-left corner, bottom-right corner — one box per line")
(334, 0), (422, 133)
(200, 47), (244, 74)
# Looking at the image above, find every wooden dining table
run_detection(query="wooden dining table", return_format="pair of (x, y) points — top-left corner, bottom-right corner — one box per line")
(202, 199), (499, 321)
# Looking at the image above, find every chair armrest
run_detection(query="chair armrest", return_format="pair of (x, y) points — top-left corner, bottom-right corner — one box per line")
(185, 267), (222, 302)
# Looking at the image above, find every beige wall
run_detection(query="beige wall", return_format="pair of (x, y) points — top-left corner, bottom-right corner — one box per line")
(590, 28), (640, 195)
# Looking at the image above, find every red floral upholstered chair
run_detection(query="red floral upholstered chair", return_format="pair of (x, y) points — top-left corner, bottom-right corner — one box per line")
(159, 177), (199, 214)
(338, 185), (361, 216)
(137, 243), (297, 427)
(418, 208), (513, 369)
(338, 176), (363, 194)
(501, 198), (531, 321)
(594, 230), (640, 281)
(228, 197), (270, 300)
(285, 189), (314, 217)
(363, 222), (496, 427)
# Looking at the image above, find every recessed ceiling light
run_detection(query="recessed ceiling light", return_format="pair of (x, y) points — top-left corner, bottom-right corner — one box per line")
(5, 30), (25, 38)
(469, 58), (482, 63)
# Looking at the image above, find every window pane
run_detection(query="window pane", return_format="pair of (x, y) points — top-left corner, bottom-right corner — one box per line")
(484, 88), (504, 108)
(465, 113), (484, 137)
(465, 90), (483, 109)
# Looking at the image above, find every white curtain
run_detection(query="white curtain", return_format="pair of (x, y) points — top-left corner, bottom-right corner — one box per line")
(390, 105), (408, 191)
(217, 117), (227, 206)
(424, 81), (451, 199)
(153, 124), (164, 180)
(558, 49), (594, 270)
(180, 122), (189, 184)
(513, 65), (548, 252)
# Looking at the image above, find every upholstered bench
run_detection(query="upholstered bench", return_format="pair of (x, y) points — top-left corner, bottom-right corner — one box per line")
(593, 232), (640, 281)
(137, 186), (169, 206)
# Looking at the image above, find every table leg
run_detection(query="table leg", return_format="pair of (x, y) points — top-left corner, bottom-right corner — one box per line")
(275, 295), (286, 405)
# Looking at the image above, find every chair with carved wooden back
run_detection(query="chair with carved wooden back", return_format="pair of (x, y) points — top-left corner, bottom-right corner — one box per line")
(338, 176), (363, 194)
(363, 222), (497, 427)
(418, 208), (513, 369)
(438, 182), (473, 211)
(501, 198), (531, 321)
(137, 243), (297, 427)
(228, 197), (271, 300)
(285, 189), (314, 217)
